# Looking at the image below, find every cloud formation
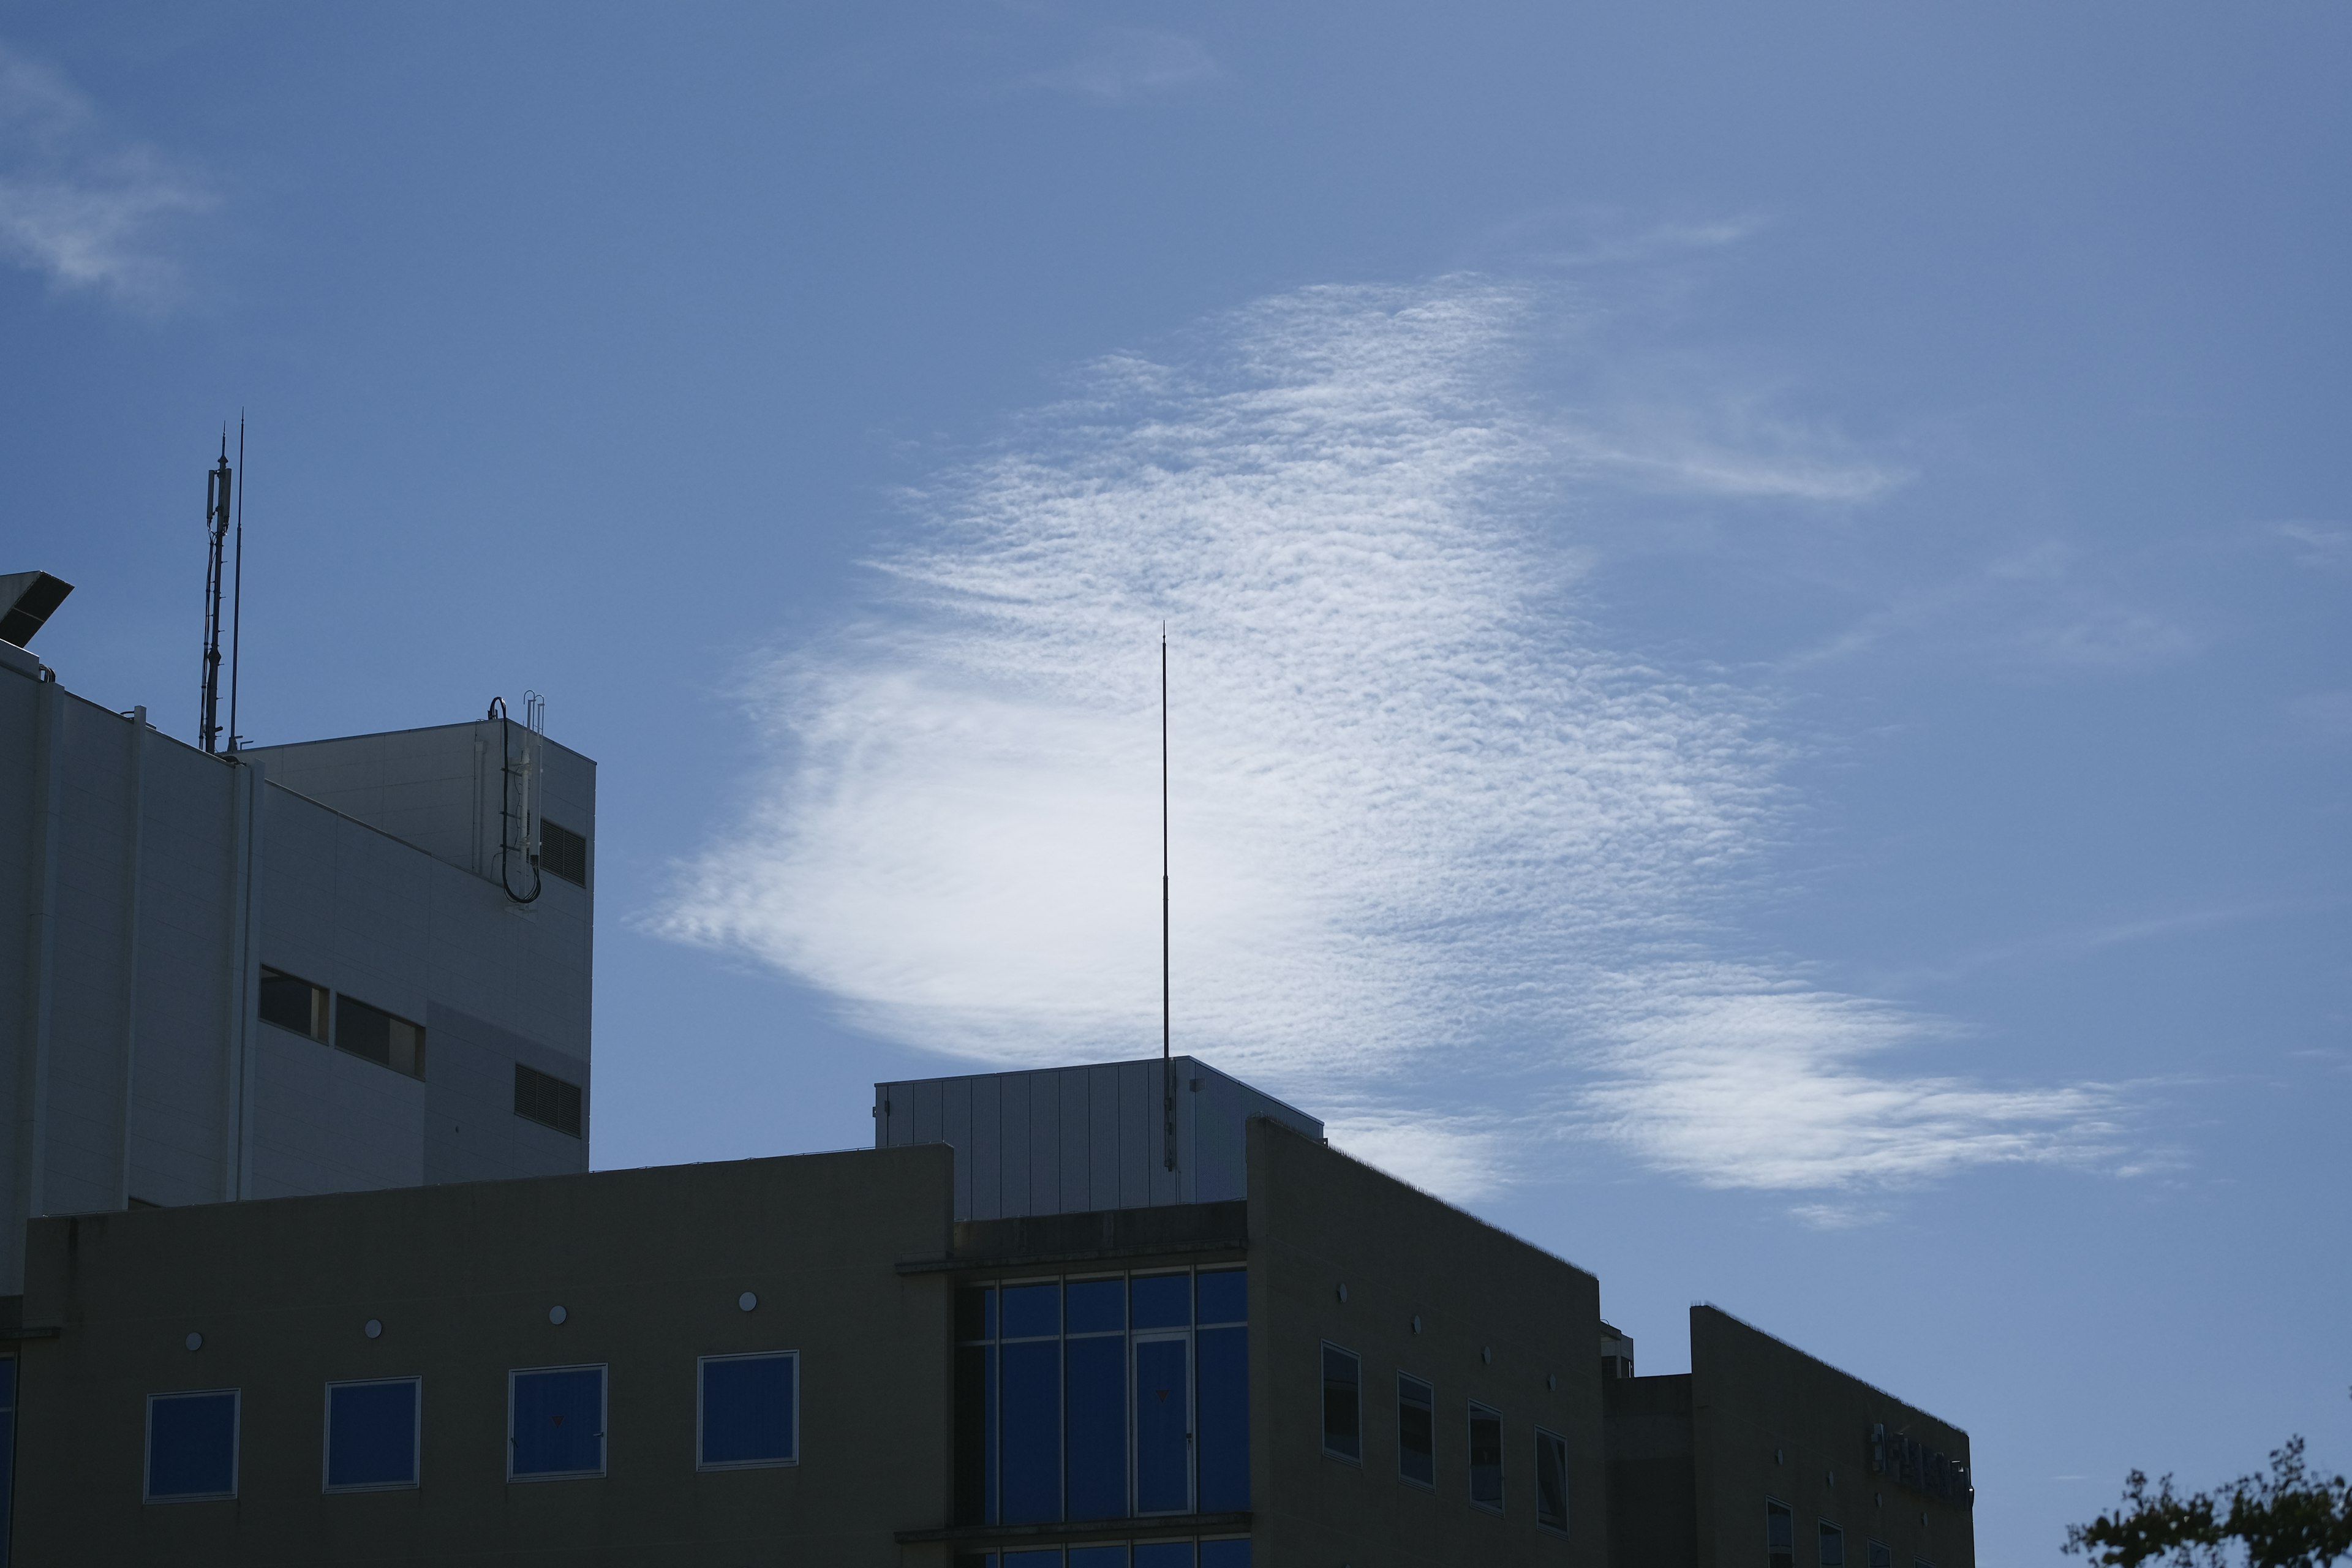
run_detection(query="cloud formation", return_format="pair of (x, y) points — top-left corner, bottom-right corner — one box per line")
(657, 276), (2114, 1204)
(1025, 28), (1224, 102)
(0, 42), (214, 306)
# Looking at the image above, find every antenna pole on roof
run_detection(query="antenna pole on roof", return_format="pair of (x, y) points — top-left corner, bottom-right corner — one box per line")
(198, 429), (232, 754)
(1161, 625), (1175, 1174)
(227, 413), (244, 753)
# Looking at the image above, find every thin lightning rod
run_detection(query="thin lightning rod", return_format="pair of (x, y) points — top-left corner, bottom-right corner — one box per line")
(227, 414), (244, 753)
(1161, 627), (1174, 1174)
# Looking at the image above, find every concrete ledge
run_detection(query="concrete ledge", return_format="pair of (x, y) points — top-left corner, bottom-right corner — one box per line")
(895, 1511), (1253, 1546)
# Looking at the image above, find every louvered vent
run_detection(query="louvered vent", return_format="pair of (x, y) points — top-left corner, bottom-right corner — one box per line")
(541, 820), (589, 887)
(514, 1063), (584, 1138)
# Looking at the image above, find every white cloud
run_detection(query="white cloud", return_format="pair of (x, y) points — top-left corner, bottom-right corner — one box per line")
(655, 276), (2117, 1202)
(1025, 28), (1224, 103)
(0, 42), (214, 306)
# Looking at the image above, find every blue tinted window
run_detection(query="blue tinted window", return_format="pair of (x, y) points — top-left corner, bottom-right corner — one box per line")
(1131, 1273), (1190, 1329)
(1003, 1283), (1059, 1339)
(1197, 1325), (1248, 1511)
(1199, 1542), (1253, 1568)
(1066, 1278), (1125, 1334)
(1195, 1270), (1246, 1325)
(325, 1378), (419, 1490)
(1005, 1552), (1063, 1566)
(1065, 1335), (1126, 1519)
(1136, 1337), (1190, 1513)
(146, 1390), (238, 1501)
(1001, 1339), (1061, 1522)
(1070, 1549), (1128, 1567)
(510, 1365), (605, 1479)
(1134, 1544), (1194, 1568)
(700, 1352), (796, 1468)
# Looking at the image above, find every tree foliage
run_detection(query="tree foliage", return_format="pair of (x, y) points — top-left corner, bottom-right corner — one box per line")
(2067, 1438), (2352, 1568)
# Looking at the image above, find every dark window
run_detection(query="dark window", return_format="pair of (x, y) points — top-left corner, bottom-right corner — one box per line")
(1066, 1278), (1126, 1520)
(699, 1352), (796, 1468)
(335, 995), (424, 1079)
(1820, 1522), (1845, 1568)
(1199, 1544), (1253, 1567)
(258, 967), (328, 1042)
(1001, 1284), (1061, 1523)
(146, 1389), (239, 1501)
(325, 1378), (420, 1491)
(954, 1287), (997, 1525)
(541, 820), (589, 886)
(1469, 1403), (1504, 1510)
(1135, 1547), (1197, 1567)
(509, 1365), (605, 1479)
(1131, 1272), (1190, 1329)
(1196, 1268), (1248, 1512)
(514, 1063), (583, 1137)
(1537, 1427), (1570, 1532)
(1321, 1344), (1361, 1461)
(1398, 1374), (1435, 1487)
(1868, 1541), (1892, 1568)
(1136, 1335), (1191, 1513)
(1769, 1500), (1796, 1568)
(1072, 1548), (1130, 1567)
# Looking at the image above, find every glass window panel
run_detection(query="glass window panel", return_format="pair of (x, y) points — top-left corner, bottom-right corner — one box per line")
(510, 1366), (605, 1479)
(1469, 1404), (1504, 1509)
(1066, 1278), (1125, 1335)
(1065, 1336), (1126, 1520)
(699, 1353), (796, 1468)
(956, 1556), (999, 1568)
(258, 968), (326, 1041)
(1768, 1500), (1796, 1568)
(1868, 1541), (1892, 1568)
(1196, 1325), (1248, 1512)
(1321, 1345), (1360, 1461)
(1820, 1523), (1845, 1568)
(1069, 1549), (1128, 1567)
(1199, 1543), (1253, 1568)
(146, 1390), (238, 1501)
(1536, 1427), (1569, 1531)
(1135, 1337), (1191, 1514)
(1003, 1283), (1060, 1340)
(1131, 1273), (1191, 1330)
(1000, 1339), (1061, 1523)
(1005, 1553), (1064, 1566)
(1134, 1545), (1194, 1568)
(1194, 1269), (1246, 1325)
(1398, 1375), (1435, 1487)
(325, 1378), (419, 1490)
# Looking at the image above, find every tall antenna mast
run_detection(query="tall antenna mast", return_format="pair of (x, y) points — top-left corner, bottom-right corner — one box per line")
(198, 431), (232, 754)
(1162, 626), (1175, 1174)
(227, 414), (245, 753)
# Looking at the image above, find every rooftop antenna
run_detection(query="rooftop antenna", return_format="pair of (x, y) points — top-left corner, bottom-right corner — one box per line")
(198, 429), (232, 753)
(227, 413), (245, 752)
(1162, 625), (1175, 1174)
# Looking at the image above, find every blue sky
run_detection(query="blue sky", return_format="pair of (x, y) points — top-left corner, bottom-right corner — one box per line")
(4, 3), (2346, 1559)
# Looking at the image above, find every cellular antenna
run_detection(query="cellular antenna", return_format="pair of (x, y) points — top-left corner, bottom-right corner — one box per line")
(227, 413), (245, 752)
(1162, 625), (1175, 1174)
(198, 429), (233, 753)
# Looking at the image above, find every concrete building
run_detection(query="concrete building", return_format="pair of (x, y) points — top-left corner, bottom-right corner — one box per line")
(0, 577), (596, 1298)
(4, 1061), (1976, 1568)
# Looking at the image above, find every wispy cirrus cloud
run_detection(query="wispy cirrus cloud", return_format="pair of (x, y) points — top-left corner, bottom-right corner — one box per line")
(0, 42), (214, 306)
(654, 275), (2116, 1204)
(1023, 28), (1224, 104)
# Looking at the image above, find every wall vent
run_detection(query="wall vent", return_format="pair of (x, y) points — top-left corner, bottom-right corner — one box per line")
(514, 1063), (583, 1138)
(541, 820), (589, 887)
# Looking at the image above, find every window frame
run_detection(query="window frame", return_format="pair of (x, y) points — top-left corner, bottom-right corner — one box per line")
(507, 1362), (609, 1482)
(143, 1387), (241, 1504)
(1319, 1341), (1362, 1464)
(1819, 1519), (1845, 1568)
(1768, 1498), (1796, 1568)
(1396, 1371), (1436, 1490)
(257, 965), (329, 1043)
(333, 992), (426, 1080)
(321, 1375), (423, 1493)
(1131, 1323), (1196, 1517)
(1467, 1400), (1505, 1513)
(1535, 1424), (1570, 1533)
(695, 1349), (800, 1471)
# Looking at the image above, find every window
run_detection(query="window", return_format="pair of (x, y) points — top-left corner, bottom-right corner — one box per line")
(953, 1545), (1250, 1568)
(1321, 1344), (1360, 1462)
(1134, 1547), (1195, 1567)
(514, 1063), (583, 1137)
(1397, 1374), (1435, 1488)
(258, 967), (328, 1041)
(1768, 1500), (1796, 1568)
(1867, 1542), (1892, 1568)
(1819, 1521), (1845, 1568)
(1536, 1427), (1570, 1532)
(335, 994), (424, 1079)
(699, 1352), (797, 1469)
(324, 1377), (420, 1491)
(1199, 1544), (1252, 1567)
(508, 1365), (605, 1480)
(1070, 1547), (1130, 1567)
(145, 1389), (239, 1502)
(956, 1268), (1250, 1528)
(1468, 1403), (1504, 1510)
(541, 820), (589, 887)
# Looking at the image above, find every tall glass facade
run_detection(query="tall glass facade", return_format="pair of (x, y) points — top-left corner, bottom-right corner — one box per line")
(956, 1267), (1249, 1525)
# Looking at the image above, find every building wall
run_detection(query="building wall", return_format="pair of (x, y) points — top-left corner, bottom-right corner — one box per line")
(13, 1145), (957, 1566)
(1249, 1118), (1607, 1567)
(1689, 1307), (1975, 1568)
(1604, 1372), (1698, 1568)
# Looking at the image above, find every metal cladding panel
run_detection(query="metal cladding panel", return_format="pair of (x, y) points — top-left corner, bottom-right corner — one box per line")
(944, 1075), (974, 1219)
(1055, 1068), (1091, 1213)
(1027, 1070), (1061, 1216)
(1000, 1074), (1031, 1219)
(969, 1074), (1001, 1222)
(1116, 1062), (1152, 1210)
(913, 1079), (943, 1146)
(1087, 1063), (1122, 1208)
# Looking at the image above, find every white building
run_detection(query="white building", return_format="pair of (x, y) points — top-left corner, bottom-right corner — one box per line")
(0, 572), (594, 1294)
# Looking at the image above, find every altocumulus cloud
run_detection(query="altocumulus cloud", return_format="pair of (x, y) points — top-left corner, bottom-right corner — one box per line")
(655, 277), (2117, 1207)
